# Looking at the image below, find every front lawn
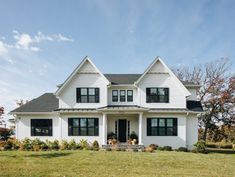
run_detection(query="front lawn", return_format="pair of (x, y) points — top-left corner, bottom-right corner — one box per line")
(0, 150), (234, 177)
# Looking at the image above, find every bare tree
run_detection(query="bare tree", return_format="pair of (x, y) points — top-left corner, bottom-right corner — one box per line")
(173, 58), (235, 142)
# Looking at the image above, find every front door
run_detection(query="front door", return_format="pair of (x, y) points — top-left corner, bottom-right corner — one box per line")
(118, 119), (127, 142)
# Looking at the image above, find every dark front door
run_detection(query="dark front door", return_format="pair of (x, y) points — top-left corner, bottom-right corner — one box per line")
(118, 119), (127, 142)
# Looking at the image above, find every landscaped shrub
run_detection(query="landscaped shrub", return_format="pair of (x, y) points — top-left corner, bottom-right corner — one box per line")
(193, 141), (207, 153)
(79, 139), (90, 150)
(4, 139), (14, 150)
(177, 147), (188, 152)
(50, 140), (60, 150)
(106, 148), (112, 151)
(60, 140), (69, 150)
(148, 144), (158, 150)
(129, 131), (138, 144)
(40, 142), (49, 151)
(92, 140), (99, 151)
(145, 147), (154, 153)
(157, 147), (164, 151)
(163, 146), (172, 151)
(21, 138), (33, 151)
(0, 141), (6, 150)
(68, 139), (78, 150)
(32, 138), (43, 151)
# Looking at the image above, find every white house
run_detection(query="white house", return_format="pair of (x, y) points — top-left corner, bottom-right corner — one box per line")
(10, 57), (203, 149)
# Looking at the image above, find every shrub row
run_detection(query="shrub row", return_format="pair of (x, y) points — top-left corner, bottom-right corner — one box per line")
(0, 138), (99, 151)
(206, 142), (234, 149)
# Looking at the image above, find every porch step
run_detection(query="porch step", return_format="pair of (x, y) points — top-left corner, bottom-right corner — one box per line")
(102, 144), (145, 150)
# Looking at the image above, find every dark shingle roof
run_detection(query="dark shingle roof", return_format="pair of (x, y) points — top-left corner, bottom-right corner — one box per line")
(104, 74), (199, 86)
(10, 93), (59, 113)
(186, 100), (203, 112)
(104, 74), (141, 84)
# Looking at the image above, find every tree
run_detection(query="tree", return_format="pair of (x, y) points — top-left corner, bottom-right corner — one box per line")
(0, 107), (6, 128)
(173, 58), (235, 142)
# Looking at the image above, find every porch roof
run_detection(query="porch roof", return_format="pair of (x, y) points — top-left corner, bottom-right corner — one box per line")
(97, 105), (149, 112)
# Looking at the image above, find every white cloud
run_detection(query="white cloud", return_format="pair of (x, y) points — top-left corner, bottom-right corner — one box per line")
(0, 31), (74, 54)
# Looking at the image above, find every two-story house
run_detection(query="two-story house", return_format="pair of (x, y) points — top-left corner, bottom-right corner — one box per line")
(11, 57), (203, 149)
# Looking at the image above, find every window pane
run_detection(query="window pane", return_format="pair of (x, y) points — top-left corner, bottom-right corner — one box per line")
(150, 88), (157, 95)
(73, 119), (79, 126)
(127, 90), (133, 96)
(159, 95), (166, 102)
(120, 90), (125, 96)
(159, 127), (166, 136)
(80, 128), (87, 136)
(88, 96), (95, 103)
(81, 88), (87, 95)
(80, 118), (87, 127)
(81, 96), (87, 103)
(167, 119), (173, 127)
(167, 127), (173, 136)
(151, 127), (158, 136)
(151, 119), (158, 127)
(88, 119), (94, 127)
(89, 88), (95, 95)
(159, 119), (165, 127)
(73, 128), (79, 136)
(88, 128), (95, 136)
(113, 90), (118, 96)
(158, 88), (165, 95)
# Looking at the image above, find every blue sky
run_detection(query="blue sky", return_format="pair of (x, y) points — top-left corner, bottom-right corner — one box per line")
(0, 0), (235, 124)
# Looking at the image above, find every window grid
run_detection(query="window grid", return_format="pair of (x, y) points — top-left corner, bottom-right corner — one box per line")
(127, 90), (133, 102)
(31, 119), (52, 136)
(112, 90), (118, 102)
(147, 118), (177, 136)
(68, 118), (99, 136)
(146, 88), (169, 103)
(120, 90), (126, 102)
(76, 88), (99, 103)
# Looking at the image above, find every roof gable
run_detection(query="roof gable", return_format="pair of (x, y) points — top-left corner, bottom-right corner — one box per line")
(55, 56), (110, 95)
(135, 57), (191, 96)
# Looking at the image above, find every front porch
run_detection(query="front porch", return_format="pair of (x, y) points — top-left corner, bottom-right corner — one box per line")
(100, 107), (146, 146)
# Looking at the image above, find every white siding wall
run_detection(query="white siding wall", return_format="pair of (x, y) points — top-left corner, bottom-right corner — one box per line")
(187, 88), (198, 100)
(58, 61), (108, 109)
(108, 86), (138, 105)
(138, 73), (187, 108)
(142, 113), (187, 148)
(186, 115), (198, 149)
(60, 113), (103, 145)
(15, 114), (60, 141)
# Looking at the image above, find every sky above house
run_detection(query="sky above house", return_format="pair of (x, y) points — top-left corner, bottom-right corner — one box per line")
(0, 0), (235, 125)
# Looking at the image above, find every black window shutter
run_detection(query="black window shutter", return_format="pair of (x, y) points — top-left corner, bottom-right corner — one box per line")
(94, 118), (99, 136)
(49, 119), (52, 136)
(31, 119), (34, 136)
(146, 88), (150, 103)
(147, 118), (151, 136)
(95, 88), (99, 103)
(173, 118), (177, 136)
(165, 88), (169, 102)
(76, 88), (81, 103)
(68, 118), (73, 136)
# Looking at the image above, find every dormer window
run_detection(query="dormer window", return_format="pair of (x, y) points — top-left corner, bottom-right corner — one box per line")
(146, 88), (169, 103)
(76, 88), (99, 103)
(120, 90), (126, 102)
(112, 90), (118, 102)
(127, 90), (133, 102)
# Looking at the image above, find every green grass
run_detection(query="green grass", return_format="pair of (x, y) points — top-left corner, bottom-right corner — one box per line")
(0, 150), (235, 177)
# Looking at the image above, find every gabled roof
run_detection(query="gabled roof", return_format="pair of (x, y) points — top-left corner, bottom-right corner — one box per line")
(10, 93), (59, 113)
(135, 57), (191, 96)
(104, 74), (141, 85)
(10, 93), (203, 113)
(55, 56), (110, 95)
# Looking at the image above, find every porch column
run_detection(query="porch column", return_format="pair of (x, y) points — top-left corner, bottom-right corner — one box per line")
(102, 113), (107, 145)
(138, 112), (143, 145)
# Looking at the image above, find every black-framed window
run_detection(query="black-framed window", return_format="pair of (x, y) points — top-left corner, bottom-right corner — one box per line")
(120, 90), (126, 102)
(76, 88), (99, 103)
(127, 90), (133, 102)
(147, 118), (177, 136)
(112, 90), (118, 102)
(146, 88), (169, 103)
(68, 118), (99, 136)
(31, 119), (52, 136)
